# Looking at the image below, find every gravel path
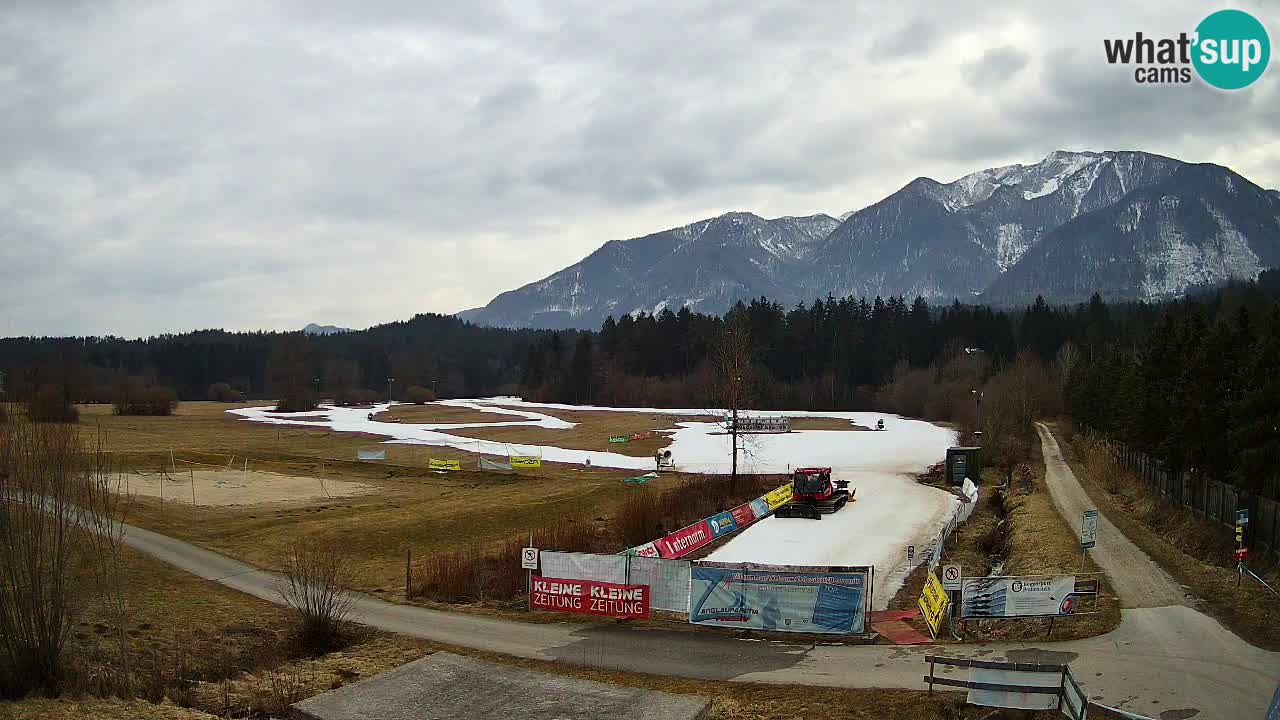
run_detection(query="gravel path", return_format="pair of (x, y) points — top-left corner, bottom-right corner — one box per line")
(1035, 423), (1187, 608)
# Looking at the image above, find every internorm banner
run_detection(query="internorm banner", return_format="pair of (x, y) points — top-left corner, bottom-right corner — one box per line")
(428, 458), (460, 470)
(510, 456), (542, 468)
(689, 563), (870, 634)
(656, 520), (713, 558)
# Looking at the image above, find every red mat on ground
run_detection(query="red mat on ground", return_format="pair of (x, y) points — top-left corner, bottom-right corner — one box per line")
(872, 620), (932, 645)
(868, 608), (920, 623)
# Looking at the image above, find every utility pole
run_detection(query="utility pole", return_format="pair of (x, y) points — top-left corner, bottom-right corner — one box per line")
(387, 377), (395, 404)
(965, 347), (985, 444)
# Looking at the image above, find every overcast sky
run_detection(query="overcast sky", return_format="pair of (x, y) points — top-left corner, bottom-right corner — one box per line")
(3, 1), (1277, 337)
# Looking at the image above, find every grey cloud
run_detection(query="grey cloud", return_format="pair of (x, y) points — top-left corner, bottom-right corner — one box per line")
(962, 46), (1030, 88)
(0, 0), (1274, 336)
(869, 19), (939, 61)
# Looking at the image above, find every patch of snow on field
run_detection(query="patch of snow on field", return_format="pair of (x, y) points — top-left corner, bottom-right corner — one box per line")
(230, 398), (959, 604)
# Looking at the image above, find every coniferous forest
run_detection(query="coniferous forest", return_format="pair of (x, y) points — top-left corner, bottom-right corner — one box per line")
(2, 271), (1277, 499)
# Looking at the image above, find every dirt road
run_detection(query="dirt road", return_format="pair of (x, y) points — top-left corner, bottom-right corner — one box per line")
(1035, 423), (1187, 608)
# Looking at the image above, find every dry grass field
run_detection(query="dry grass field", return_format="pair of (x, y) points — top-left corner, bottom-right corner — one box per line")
(0, 546), (1046, 720)
(69, 402), (700, 596)
(887, 461), (1121, 643)
(440, 407), (705, 457)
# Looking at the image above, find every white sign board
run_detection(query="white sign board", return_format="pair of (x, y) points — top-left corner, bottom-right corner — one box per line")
(961, 576), (1078, 618)
(967, 667), (1062, 711)
(521, 547), (539, 570)
(942, 563), (963, 591)
(1081, 510), (1099, 550)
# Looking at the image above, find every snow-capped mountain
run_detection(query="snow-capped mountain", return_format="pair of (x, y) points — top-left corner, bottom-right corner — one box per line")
(460, 212), (837, 329)
(461, 151), (1279, 329)
(984, 164), (1280, 303)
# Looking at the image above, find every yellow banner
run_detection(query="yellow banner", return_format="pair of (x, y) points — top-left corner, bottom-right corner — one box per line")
(510, 456), (542, 469)
(917, 570), (949, 638)
(764, 482), (794, 511)
(428, 458), (461, 471)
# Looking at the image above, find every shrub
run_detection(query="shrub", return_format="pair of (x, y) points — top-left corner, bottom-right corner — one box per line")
(24, 385), (79, 423)
(278, 538), (356, 653)
(207, 382), (244, 402)
(275, 389), (318, 413)
(331, 388), (380, 407)
(113, 382), (178, 416)
(404, 385), (435, 404)
(618, 489), (665, 547)
(0, 416), (124, 697)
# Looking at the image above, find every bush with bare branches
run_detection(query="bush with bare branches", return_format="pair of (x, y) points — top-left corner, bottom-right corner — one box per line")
(112, 380), (178, 416)
(0, 417), (126, 698)
(23, 385), (79, 423)
(278, 539), (356, 653)
(404, 385), (435, 404)
(206, 382), (244, 402)
(331, 388), (380, 406)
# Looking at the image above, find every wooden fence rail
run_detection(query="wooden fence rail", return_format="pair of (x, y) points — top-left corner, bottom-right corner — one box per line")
(1105, 440), (1279, 565)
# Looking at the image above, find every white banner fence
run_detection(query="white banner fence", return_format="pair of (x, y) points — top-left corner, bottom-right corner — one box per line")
(539, 551), (691, 613)
(928, 477), (980, 571)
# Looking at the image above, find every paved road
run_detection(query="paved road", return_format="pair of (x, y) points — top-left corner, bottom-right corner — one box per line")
(1035, 423), (1186, 608)
(120, 431), (1280, 719)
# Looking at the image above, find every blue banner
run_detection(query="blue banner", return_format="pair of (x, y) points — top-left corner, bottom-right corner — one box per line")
(707, 511), (737, 537)
(749, 497), (770, 518)
(689, 563), (870, 634)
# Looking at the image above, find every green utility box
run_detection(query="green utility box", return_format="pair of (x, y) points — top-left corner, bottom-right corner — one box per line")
(946, 446), (982, 486)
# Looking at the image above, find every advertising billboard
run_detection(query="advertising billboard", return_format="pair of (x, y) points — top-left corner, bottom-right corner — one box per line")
(655, 520), (713, 559)
(960, 576), (1077, 618)
(529, 578), (649, 618)
(689, 563), (870, 634)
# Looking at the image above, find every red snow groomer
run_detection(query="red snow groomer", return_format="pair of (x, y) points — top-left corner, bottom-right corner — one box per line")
(773, 467), (854, 520)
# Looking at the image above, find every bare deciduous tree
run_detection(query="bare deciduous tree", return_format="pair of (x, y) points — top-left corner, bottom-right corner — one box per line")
(713, 311), (755, 492)
(278, 538), (356, 653)
(0, 417), (126, 697)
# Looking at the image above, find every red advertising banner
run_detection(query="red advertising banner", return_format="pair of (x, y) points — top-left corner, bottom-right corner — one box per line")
(529, 578), (650, 618)
(730, 503), (757, 529)
(656, 519), (713, 559)
(630, 541), (660, 558)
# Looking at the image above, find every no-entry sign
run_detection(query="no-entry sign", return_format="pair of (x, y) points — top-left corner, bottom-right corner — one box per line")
(521, 547), (539, 570)
(942, 563), (962, 591)
(530, 578), (650, 619)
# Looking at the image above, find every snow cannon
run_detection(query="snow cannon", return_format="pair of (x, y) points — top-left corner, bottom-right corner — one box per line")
(773, 467), (853, 520)
(654, 449), (674, 471)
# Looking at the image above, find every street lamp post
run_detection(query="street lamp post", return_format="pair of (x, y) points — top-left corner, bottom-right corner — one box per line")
(966, 347), (986, 444)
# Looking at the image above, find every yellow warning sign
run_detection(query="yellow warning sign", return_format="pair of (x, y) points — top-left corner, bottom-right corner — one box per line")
(917, 570), (949, 638)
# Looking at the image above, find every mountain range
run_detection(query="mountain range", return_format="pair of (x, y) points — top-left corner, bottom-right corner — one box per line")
(302, 323), (352, 336)
(460, 151), (1280, 329)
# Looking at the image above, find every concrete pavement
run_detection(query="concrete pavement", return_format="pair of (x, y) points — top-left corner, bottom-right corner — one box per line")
(118, 430), (1280, 719)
